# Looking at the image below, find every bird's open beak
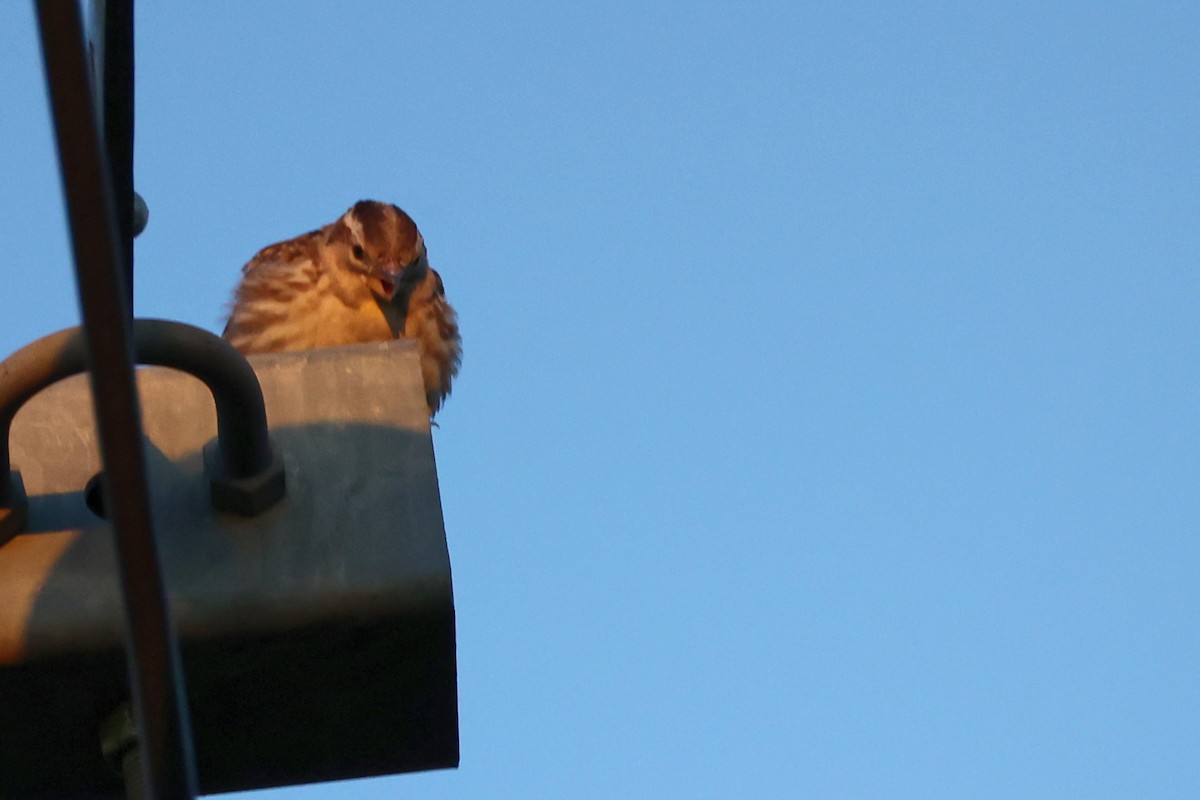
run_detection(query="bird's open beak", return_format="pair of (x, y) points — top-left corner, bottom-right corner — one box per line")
(370, 266), (404, 301)
(371, 247), (430, 302)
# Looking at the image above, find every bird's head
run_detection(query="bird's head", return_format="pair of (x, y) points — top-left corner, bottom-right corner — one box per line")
(328, 200), (429, 302)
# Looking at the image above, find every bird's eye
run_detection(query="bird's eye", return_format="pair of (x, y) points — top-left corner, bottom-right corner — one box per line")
(352, 244), (365, 260)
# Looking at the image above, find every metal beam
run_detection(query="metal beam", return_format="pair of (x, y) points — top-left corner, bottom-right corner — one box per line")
(34, 2), (196, 799)
(3, 340), (458, 795)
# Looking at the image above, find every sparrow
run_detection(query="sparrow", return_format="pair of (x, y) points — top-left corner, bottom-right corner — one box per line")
(223, 200), (461, 416)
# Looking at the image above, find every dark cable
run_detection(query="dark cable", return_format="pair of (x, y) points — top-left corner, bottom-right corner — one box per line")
(34, 3), (197, 798)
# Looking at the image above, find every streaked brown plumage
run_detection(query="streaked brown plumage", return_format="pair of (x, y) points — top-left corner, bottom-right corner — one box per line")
(223, 200), (460, 416)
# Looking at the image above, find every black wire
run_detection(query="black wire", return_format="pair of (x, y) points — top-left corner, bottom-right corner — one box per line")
(34, 2), (197, 798)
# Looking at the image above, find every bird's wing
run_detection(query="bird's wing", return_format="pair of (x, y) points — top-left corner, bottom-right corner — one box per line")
(223, 228), (325, 348)
(406, 267), (462, 414)
(241, 227), (325, 275)
(430, 269), (461, 379)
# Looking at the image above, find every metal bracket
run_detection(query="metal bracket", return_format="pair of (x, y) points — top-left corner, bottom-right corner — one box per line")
(0, 319), (285, 543)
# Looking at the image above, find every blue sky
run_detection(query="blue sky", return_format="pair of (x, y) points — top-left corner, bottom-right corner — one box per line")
(2, 2), (1198, 797)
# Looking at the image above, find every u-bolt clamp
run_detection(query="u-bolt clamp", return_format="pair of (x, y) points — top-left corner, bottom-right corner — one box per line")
(0, 319), (286, 543)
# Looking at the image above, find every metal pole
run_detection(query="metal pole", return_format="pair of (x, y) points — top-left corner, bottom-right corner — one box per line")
(102, 0), (135, 313)
(34, 3), (197, 799)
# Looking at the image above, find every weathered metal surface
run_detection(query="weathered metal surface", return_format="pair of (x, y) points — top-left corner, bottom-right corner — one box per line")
(0, 339), (458, 795)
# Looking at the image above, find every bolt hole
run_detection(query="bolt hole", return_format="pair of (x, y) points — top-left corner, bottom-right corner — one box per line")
(85, 473), (107, 518)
